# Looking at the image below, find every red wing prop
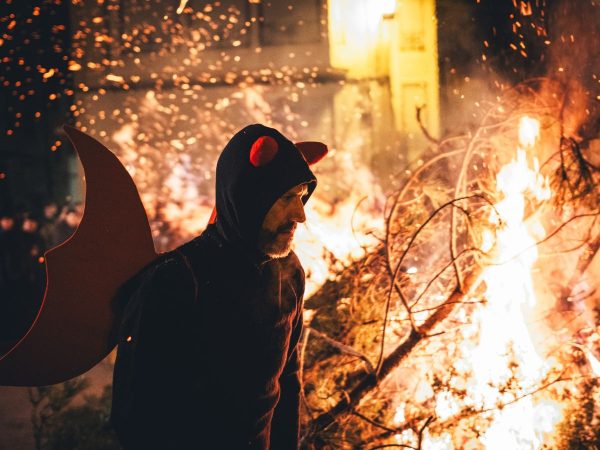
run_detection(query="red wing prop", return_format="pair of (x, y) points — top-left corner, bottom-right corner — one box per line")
(0, 126), (158, 386)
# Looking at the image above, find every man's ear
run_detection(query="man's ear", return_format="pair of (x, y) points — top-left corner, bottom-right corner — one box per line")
(295, 142), (328, 165)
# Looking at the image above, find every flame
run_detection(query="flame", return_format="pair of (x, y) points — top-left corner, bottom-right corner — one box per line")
(423, 431), (454, 450)
(294, 183), (383, 297)
(472, 116), (560, 447)
(393, 404), (406, 424)
(433, 116), (562, 447)
(573, 343), (600, 376)
(518, 115), (540, 148)
(585, 349), (600, 376)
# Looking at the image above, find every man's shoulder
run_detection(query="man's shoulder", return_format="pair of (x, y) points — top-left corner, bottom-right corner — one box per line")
(123, 250), (194, 299)
(175, 232), (219, 272)
(113, 249), (194, 319)
(149, 251), (189, 279)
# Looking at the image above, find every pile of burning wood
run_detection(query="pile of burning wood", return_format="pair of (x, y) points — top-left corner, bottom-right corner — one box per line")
(299, 79), (600, 449)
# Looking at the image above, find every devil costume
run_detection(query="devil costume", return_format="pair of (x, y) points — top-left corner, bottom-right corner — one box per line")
(111, 124), (321, 449)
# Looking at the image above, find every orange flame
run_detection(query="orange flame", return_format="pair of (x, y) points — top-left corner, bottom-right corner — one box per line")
(473, 116), (561, 447)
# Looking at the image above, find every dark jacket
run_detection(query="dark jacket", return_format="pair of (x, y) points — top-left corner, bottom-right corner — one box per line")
(111, 124), (317, 449)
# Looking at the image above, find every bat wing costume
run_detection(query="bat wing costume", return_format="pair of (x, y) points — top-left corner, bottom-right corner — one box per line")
(0, 126), (157, 386)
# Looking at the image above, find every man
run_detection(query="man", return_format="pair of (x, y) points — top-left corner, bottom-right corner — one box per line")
(111, 124), (326, 449)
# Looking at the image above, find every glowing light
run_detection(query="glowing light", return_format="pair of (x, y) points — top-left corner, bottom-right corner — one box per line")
(442, 117), (561, 448)
(68, 61), (82, 71)
(479, 117), (558, 445)
(520, 1), (533, 16)
(423, 431), (454, 450)
(575, 345), (600, 376)
(435, 390), (459, 420)
(294, 166), (383, 297)
(380, 0), (396, 16)
(42, 68), (56, 79)
(106, 74), (125, 84)
(392, 404), (405, 424)
(587, 351), (600, 376)
(176, 0), (189, 14)
(362, 0), (395, 31)
(518, 116), (540, 148)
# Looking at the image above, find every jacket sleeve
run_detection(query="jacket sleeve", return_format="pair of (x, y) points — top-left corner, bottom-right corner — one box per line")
(269, 273), (305, 450)
(111, 256), (197, 449)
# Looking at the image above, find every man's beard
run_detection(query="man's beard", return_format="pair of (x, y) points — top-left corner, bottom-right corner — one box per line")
(258, 223), (296, 258)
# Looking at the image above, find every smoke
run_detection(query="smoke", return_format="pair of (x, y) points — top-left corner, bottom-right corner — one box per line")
(545, 0), (600, 139)
(436, 0), (598, 141)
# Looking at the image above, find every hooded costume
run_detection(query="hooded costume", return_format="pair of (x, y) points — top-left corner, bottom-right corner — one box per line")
(111, 124), (324, 449)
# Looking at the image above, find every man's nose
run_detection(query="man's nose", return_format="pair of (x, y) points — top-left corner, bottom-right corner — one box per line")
(289, 198), (306, 224)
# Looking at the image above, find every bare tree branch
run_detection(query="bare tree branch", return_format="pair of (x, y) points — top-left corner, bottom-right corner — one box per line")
(311, 271), (483, 433)
(308, 327), (375, 374)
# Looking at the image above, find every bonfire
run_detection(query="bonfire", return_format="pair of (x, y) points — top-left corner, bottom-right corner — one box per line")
(298, 79), (600, 449)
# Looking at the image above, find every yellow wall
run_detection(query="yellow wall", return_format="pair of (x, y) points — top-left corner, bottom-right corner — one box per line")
(389, 0), (440, 157)
(328, 0), (440, 157)
(328, 0), (395, 78)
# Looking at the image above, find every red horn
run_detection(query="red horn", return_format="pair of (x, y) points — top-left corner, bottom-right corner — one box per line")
(249, 136), (279, 167)
(295, 141), (328, 165)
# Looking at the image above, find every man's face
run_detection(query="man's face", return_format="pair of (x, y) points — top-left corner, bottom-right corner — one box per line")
(258, 184), (308, 258)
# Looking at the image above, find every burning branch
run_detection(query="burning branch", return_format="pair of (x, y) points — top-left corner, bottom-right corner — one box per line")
(378, 194), (495, 369)
(308, 271), (483, 436)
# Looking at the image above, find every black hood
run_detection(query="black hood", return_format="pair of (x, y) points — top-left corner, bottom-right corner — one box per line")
(213, 124), (317, 250)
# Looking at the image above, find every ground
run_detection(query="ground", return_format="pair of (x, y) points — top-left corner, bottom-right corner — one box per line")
(0, 354), (115, 450)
